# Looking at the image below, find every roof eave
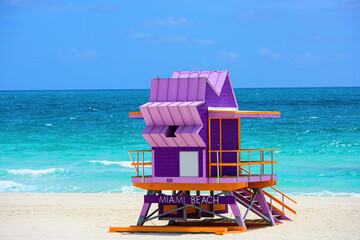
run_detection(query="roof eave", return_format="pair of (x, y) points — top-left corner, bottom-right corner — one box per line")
(208, 110), (281, 118)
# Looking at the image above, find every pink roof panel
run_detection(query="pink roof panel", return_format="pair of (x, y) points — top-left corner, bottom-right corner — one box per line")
(172, 70), (228, 96)
(149, 77), (206, 102)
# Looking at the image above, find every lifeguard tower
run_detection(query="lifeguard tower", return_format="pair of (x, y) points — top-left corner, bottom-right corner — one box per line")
(110, 70), (296, 235)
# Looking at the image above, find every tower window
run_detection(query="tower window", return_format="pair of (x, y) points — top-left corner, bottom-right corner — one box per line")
(165, 125), (179, 137)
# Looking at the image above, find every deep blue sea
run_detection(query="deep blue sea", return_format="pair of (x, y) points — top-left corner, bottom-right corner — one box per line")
(0, 88), (359, 196)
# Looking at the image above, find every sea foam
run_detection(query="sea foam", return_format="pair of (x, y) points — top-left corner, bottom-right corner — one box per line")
(120, 186), (137, 193)
(90, 160), (151, 168)
(0, 180), (35, 192)
(289, 190), (360, 198)
(4, 168), (66, 176)
(89, 160), (132, 168)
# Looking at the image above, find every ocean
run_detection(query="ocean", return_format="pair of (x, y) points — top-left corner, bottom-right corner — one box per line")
(0, 88), (359, 196)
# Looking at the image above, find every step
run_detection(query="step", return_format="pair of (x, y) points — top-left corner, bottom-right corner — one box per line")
(243, 196), (259, 203)
(109, 225), (246, 235)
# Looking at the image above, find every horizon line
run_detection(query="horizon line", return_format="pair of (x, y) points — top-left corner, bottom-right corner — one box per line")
(0, 86), (359, 92)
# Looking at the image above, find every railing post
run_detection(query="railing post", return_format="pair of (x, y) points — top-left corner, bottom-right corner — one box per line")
(236, 151), (239, 183)
(248, 152), (251, 182)
(129, 152), (139, 176)
(270, 196), (273, 212)
(137, 152), (139, 177)
(271, 150), (274, 181)
(260, 151), (263, 181)
(282, 195), (285, 212)
(262, 151), (265, 175)
(142, 152), (145, 183)
(217, 152), (220, 183)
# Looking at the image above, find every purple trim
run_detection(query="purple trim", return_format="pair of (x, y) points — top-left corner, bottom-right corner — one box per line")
(209, 112), (281, 118)
(131, 175), (277, 183)
(129, 113), (143, 119)
(134, 177), (207, 183)
(152, 150), (155, 177)
(208, 175), (277, 183)
(144, 195), (235, 204)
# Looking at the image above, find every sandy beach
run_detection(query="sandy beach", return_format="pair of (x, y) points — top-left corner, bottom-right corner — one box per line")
(0, 193), (359, 240)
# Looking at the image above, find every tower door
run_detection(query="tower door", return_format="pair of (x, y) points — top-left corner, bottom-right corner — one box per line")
(179, 151), (199, 177)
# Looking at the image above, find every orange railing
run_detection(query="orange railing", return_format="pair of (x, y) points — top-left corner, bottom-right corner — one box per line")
(128, 150), (152, 182)
(208, 117), (279, 183)
(209, 149), (278, 183)
(241, 167), (297, 214)
(269, 186), (297, 204)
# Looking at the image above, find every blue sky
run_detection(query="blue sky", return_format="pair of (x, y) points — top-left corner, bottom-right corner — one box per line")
(0, 0), (359, 90)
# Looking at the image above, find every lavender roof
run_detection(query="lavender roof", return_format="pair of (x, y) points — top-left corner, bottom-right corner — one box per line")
(133, 70), (279, 147)
(172, 70), (229, 97)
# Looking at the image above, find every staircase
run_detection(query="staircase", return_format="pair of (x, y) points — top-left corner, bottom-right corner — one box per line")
(233, 187), (296, 226)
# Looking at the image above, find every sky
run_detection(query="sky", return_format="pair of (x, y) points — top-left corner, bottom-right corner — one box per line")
(0, 0), (359, 90)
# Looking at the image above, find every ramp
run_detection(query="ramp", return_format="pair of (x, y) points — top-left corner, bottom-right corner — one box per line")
(109, 225), (246, 235)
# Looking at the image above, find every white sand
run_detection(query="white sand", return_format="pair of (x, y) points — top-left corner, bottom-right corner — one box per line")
(0, 193), (359, 240)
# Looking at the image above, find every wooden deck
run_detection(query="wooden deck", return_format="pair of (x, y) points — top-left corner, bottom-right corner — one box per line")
(109, 225), (246, 235)
(133, 180), (277, 191)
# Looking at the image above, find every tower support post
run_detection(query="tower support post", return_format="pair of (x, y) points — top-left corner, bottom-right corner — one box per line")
(137, 190), (156, 226)
(223, 191), (246, 228)
(254, 188), (276, 226)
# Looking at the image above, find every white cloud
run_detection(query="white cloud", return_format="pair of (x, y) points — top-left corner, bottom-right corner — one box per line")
(217, 51), (239, 61)
(192, 39), (217, 45)
(93, 4), (118, 12)
(126, 32), (152, 39)
(259, 48), (280, 59)
(148, 16), (188, 27)
(291, 52), (323, 68)
(61, 48), (98, 61)
(228, 51), (239, 59)
(234, 11), (278, 21)
(152, 36), (187, 44)
(305, 34), (324, 41)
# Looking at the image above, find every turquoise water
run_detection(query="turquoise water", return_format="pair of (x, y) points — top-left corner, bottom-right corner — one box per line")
(0, 88), (359, 196)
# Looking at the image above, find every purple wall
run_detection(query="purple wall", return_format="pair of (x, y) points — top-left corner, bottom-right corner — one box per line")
(209, 119), (239, 177)
(197, 104), (208, 146)
(196, 104), (210, 177)
(142, 71), (241, 179)
(159, 203), (228, 219)
(205, 76), (237, 108)
(153, 147), (205, 177)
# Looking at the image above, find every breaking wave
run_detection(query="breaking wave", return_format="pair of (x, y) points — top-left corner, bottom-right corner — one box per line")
(89, 160), (132, 168)
(89, 160), (151, 168)
(1, 168), (66, 177)
(289, 190), (360, 198)
(0, 180), (36, 192)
